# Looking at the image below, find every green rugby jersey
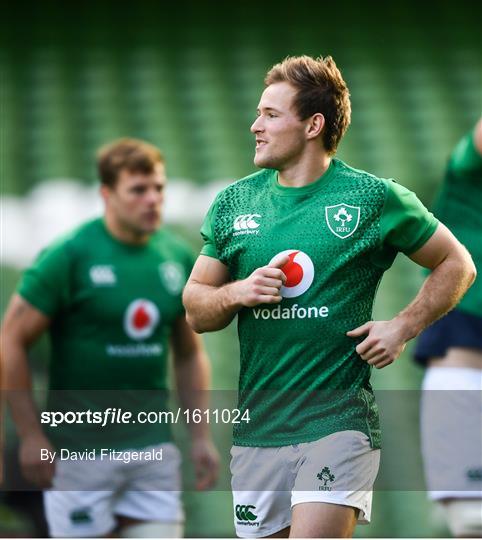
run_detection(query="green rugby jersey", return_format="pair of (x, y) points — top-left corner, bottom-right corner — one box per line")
(201, 158), (438, 447)
(431, 129), (482, 316)
(18, 218), (194, 450)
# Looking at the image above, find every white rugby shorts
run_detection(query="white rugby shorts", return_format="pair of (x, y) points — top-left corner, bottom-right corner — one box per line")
(44, 443), (184, 537)
(420, 366), (482, 500)
(230, 430), (380, 538)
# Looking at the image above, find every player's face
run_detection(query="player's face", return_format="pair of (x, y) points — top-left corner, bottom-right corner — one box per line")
(250, 82), (308, 170)
(105, 164), (165, 239)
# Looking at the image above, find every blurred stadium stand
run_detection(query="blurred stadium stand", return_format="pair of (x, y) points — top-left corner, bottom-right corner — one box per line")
(1, 0), (480, 197)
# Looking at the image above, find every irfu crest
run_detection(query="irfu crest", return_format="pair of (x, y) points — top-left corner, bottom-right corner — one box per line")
(325, 204), (360, 239)
(159, 262), (185, 295)
(317, 466), (335, 486)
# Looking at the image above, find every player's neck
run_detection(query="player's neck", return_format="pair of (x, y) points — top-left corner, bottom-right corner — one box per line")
(277, 151), (331, 188)
(104, 214), (150, 246)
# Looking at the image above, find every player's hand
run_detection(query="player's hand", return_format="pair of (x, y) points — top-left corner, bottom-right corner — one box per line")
(346, 320), (408, 369)
(19, 433), (56, 488)
(233, 254), (289, 307)
(191, 436), (220, 490)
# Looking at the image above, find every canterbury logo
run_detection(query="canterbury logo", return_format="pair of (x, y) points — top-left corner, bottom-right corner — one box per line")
(233, 214), (261, 230)
(235, 504), (257, 521)
(89, 265), (116, 285)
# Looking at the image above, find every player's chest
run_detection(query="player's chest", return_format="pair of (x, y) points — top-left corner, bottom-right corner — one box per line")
(69, 256), (185, 324)
(219, 194), (380, 276)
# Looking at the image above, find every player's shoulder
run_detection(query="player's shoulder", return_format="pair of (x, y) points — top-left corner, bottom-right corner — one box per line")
(333, 158), (392, 189)
(39, 218), (103, 258)
(216, 169), (273, 202)
(447, 127), (482, 177)
(332, 159), (400, 207)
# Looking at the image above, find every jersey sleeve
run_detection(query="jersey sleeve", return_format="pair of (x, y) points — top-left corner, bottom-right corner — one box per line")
(380, 180), (439, 255)
(17, 240), (72, 317)
(448, 128), (482, 176)
(200, 194), (221, 259)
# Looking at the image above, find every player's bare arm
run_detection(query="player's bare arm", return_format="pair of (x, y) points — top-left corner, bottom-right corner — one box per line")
(1, 294), (55, 487)
(170, 316), (219, 489)
(183, 254), (288, 333)
(474, 117), (482, 154)
(347, 224), (476, 368)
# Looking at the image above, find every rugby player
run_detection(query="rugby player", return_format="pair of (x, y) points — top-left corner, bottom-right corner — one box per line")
(1, 139), (219, 538)
(414, 119), (482, 538)
(182, 56), (476, 538)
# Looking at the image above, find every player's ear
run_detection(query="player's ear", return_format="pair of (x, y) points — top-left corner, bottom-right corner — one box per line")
(306, 113), (325, 140)
(99, 184), (111, 203)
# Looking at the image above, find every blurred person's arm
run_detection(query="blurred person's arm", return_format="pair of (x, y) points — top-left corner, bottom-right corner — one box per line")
(348, 223), (476, 368)
(0, 294), (55, 487)
(474, 117), (482, 155)
(170, 316), (219, 490)
(449, 117), (482, 174)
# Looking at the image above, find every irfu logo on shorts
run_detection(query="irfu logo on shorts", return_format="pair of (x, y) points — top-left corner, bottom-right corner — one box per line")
(70, 507), (93, 524)
(235, 504), (260, 527)
(467, 467), (482, 481)
(317, 466), (335, 491)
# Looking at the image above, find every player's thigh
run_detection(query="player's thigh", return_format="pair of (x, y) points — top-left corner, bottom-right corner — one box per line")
(442, 498), (482, 538)
(290, 501), (358, 538)
(44, 457), (123, 537)
(44, 489), (115, 537)
(115, 443), (184, 524)
(116, 516), (184, 538)
(420, 367), (482, 496)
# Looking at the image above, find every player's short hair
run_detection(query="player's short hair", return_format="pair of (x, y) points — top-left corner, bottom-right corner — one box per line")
(265, 55), (351, 155)
(97, 138), (164, 187)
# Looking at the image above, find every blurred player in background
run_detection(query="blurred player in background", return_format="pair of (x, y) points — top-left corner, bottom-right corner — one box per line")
(414, 119), (482, 538)
(1, 139), (219, 538)
(183, 55), (476, 538)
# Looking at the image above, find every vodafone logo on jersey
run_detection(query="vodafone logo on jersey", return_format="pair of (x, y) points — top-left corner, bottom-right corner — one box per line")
(124, 299), (160, 340)
(270, 250), (314, 298)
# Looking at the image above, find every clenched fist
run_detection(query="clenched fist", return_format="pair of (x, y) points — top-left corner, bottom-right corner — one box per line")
(232, 254), (289, 307)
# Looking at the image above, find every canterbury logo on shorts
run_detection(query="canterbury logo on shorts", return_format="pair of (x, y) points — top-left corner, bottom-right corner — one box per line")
(235, 504), (258, 521)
